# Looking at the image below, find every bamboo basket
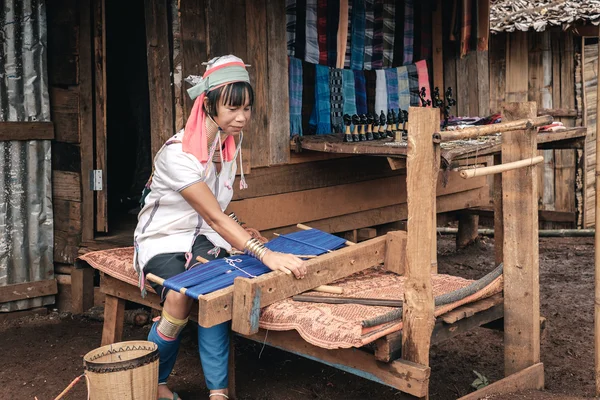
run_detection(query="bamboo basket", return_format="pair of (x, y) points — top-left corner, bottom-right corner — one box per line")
(83, 340), (159, 400)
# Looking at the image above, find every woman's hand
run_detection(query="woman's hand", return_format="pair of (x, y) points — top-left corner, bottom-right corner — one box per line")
(262, 250), (307, 279)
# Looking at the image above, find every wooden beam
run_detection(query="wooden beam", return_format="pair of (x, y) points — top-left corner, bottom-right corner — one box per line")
(501, 102), (541, 376)
(0, 279), (58, 304)
(0, 121), (54, 141)
(232, 277), (261, 335)
(144, 0), (175, 159)
(384, 230), (407, 275)
(243, 329), (430, 398)
(457, 363), (544, 400)
(537, 107), (580, 118)
(101, 295), (125, 346)
(198, 236), (386, 328)
(71, 267), (95, 314)
(402, 107), (437, 371)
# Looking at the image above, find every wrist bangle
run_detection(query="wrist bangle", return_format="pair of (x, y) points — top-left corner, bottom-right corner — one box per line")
(244, 238), (268, 262)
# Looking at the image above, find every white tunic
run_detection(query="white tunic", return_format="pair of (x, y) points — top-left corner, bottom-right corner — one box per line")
(133, 129), (240, 273)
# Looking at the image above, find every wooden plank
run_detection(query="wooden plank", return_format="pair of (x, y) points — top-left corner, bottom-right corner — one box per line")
(245, 0), (269, 168)
(145, 0), (175, 159)
(501, 102), (541, 376)
(505, 31), (529, 102)
(440, 295), (503, 324)
(0, 122), (54, 141)
(228, 171), (486, 231)
(456, 53), (476, 116)
(477, 50), (490, 117)
(232, 278), (261, 335)
(489, 33), (507, 114)
(101, 295), (126, 346)
(93, 0), (108, 233)
(0, 279), (58, 304)
(538, 108), (579, 118)
(243, 329), (430, 398)
(71, 267), (95, 314)
(53, 198), (82, 235)
(357, 227), (377, 242)
(402, 107), (437, 370)
(100, 273), (162, 310)
(179, 0), (208, 120)
(198, 236), (386, 328)
(79, 0), (95, 242)
(387, 157), (406, 170)
(50, 87), (80, 143)
(52, 171), (82, 202)
(432, 0), (444, 92)
(54, 229), (80, 264)
(457, 363), (544, 400)
(384, 230), (407, 275)
(266, 0), (291, 166)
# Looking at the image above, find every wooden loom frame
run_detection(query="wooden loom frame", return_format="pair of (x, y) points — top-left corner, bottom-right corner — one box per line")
(93, 101), (545, 399)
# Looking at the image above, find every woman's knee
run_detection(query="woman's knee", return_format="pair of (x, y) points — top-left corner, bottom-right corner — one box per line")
(164, 291), (193, 317)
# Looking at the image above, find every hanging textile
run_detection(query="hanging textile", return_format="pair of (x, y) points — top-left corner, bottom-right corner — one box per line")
(354, 70), (367, 115)
(419, 0), (433, 60)
(364, 0), (375, 70)
(375, 69), (388, 115)
(286, 0), (297, 57)
(392, 0), (404, 67)
(344, 1), (353, 69)
(295, 0), (307, 60)
(289, 57), (304, 136)
(397, 66), (410, 111)
(327, 0), (339, 67)
(371, 0), (384, 69)
(342, 69), (357, 117)
(350, 0), (366, 71)
(406, 63), (420, 106)
(337, 0), (349, 68)
(403, 0), (414, 65)
(318, 0), (328, 65)
(329, 68), (345, 133)
(302, 62), (316, 132)
(309, 65), (332, 134)
(382, 0), (395, 68)
(385, 68), (399, 111)
(365, 69), (377, 115)
(415, 60), (431, 106)
(305, 0), (319, 64)
(460, 0), (473, 57)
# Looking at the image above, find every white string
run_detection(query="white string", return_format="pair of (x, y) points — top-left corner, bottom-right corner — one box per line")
(225, 257), (257, 278)
(259, 329), (269, 359)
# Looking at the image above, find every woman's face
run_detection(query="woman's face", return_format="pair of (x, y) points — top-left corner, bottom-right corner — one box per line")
(210, 94), (252, 136)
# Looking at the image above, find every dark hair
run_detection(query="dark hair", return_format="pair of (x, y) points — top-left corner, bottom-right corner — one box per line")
(205, 81), (254, 117)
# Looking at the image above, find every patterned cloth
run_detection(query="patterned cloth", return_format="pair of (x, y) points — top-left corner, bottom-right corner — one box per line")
(406, 63), (420, 106)
(305, 0), (320, 64)
(371, 0), (384, 69)
(289, 57), (303, 137)
(375, 69), (387, 116)
(397, 66), (410, 111)
(295, 0), (307, 60)
(382, 0), (395, 68)
(329, 68), (345, 133)
(286, 0), (296, 57)
(317, 0), (328, 65)
(416, 60), (431, 106)
(363, 0), (375, 70)
(353, 70), (367, 115)
(403, 0), (414, 64)
(344, 0), (353, 68)
(342, 69), (357, 117)
(337, 0), (349, 68)
(327, 0), (339, 67)
(350, 0), (365, 70)
(309, 65), (332, 134)
(385, 68), (399, 111)
(364, 70), (377, 115)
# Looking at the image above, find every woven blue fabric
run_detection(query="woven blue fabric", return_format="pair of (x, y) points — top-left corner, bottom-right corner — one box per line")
(385, 68), (399, 110)
(289, 57), (303, 136)
(350, 0), (366, 70)
(309, 64), (332, 134)
(342, 69), (358, 117)
(354, 70), (368, 115)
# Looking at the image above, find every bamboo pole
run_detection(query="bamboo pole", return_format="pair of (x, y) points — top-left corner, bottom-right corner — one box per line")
(296, 223), (357, 246)
(460, 156), (544, 179)
(435, 115), (553, 142)
(437, 227), (596, 237)
(595, 27), (600, 398)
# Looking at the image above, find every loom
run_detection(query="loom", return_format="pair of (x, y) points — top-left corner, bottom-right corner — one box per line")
(161, 228), (347, 299)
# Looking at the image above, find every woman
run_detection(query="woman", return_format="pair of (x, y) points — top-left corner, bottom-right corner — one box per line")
(134, 55), (306, 400)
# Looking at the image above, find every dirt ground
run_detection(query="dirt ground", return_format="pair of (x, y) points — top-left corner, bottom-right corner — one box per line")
(0, 236), (595, 399)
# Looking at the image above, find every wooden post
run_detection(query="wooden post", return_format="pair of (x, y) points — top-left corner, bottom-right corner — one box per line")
(501, 102), (541, 376)
(384, 231), (407, 275)
(101, 295), (125, 346)
(402, 107), (437, 378)
(432, 145), (441, 273)
(71, 267), (94, 314)
(456, 213), (479, 249)
(595, 26), (600, 397)
(231, 277), (261, 335)
(494, 153), (504, 266)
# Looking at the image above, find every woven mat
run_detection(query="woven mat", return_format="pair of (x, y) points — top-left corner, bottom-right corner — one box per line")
(260, 266), (503, 349)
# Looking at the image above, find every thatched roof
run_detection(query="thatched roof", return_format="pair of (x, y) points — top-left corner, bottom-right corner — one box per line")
(491, 0), (600, 33)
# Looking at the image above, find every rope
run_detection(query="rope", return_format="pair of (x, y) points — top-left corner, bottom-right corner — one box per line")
(52, 374), (86, 400)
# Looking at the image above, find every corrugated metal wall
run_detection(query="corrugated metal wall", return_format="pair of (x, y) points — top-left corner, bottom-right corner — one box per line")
(0, 0), (54, 311)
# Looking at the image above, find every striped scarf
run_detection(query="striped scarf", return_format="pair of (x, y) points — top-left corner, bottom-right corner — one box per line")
(350, 0), (366, 71)
(354, 70), (367, 115)
(309, 65), (332, 134)
(365, 70), (377, 115)
(397, 66), (410, 111)
(329, 69), (344, 133)
(403, 0), (414, 64)
(375, 69), (387, 116)
(382, 0), (395, 68)
(364, 0), (375, 70)
(371, 0), (384, 69)
(406, 63), (420, 106)
(289, 57), (303, 136)
(317, 0), (328, 65)
(344, 0), (353, 68)
(385, 68), (399, 111)
(342, 69), (357, 117)
(326, 0), (339, 67)
(416, 60), (431, 105)
(286, 0), (296, 57)
(305, 0), (320, 64)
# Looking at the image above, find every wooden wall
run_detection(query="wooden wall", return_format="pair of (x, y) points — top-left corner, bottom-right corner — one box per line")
(584, 38), (598, 228)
